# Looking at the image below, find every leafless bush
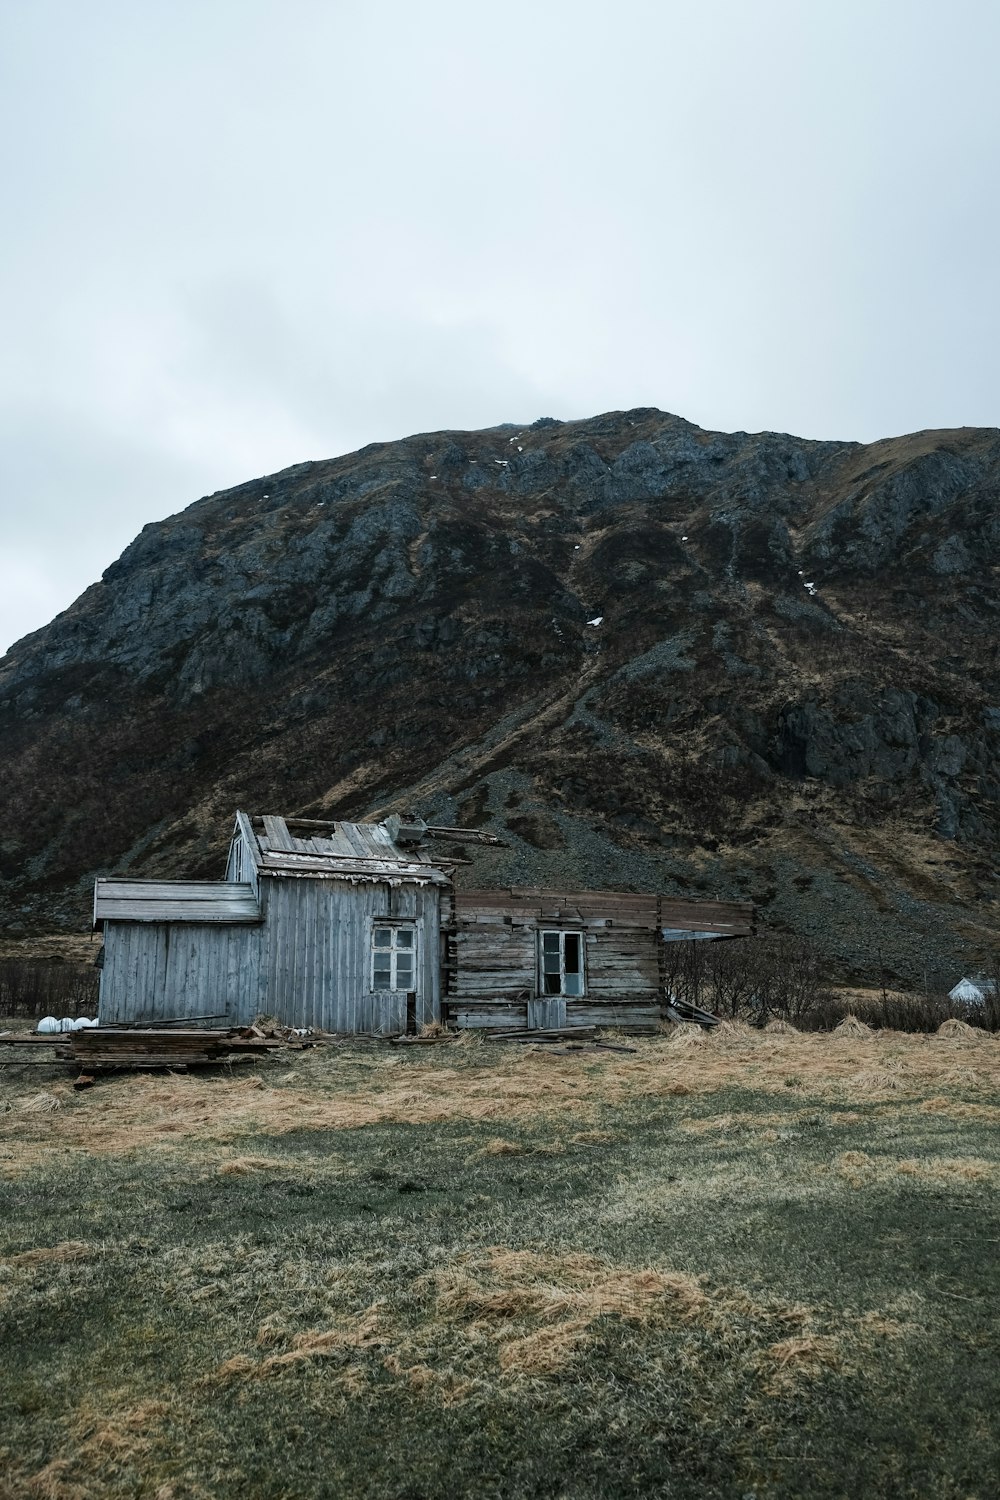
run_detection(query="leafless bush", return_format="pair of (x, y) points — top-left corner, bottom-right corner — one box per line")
(980, 952), (1000, 1032)
(663, 935), (1000, 1033)
(663, 934), (831, 1025)
(0, 959), (99, 1019)
(799, 989), (994, 1033)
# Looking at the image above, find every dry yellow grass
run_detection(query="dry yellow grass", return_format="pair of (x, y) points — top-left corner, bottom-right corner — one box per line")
(760, 1334), (842, 1393)
(2, 1241), (92, 1266)
(3, 1027), (999, 1178)
(214, 1154), (303, 1176)
(835, 1149), (997, 1188)
(2, 1395), (181, 1500)
(209, 1305), (384, 1385)
(196, 1244), (821, 1393)
(833, 1014), (875, 1039)
(3, 1011), (997, 1499)
(937, 1018), (984, 1042)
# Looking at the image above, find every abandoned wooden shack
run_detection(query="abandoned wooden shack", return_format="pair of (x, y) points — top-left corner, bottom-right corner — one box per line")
(444, 889), (752, 1032)
(93, 812), (754, 1033)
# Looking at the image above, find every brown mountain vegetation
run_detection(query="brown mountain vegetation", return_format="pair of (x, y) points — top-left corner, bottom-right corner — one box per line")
(1, 408), (997, 983)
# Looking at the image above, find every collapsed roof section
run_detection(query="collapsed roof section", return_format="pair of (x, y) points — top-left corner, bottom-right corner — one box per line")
(231, 812), (464, 886)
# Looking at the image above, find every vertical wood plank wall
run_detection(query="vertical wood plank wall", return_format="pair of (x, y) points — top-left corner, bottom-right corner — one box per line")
(260, 876), (440, 1031)
(99, 921), (264, 1025)
(99, 876), (441, 1031)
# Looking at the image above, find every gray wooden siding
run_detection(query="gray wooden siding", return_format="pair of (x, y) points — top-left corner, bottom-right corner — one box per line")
(527, 998), (566, 1029)
(94, 880), (260, 923)
(446, 890), (667, 1030)
(98, 875), (440, 1033)
(452, 890), (753, 936)
(98, 921), (264, 1025)
(233, 812), (262, 897)
(585, 928), (659, 997)
(447, 916), (660, 1001)
(449, 926), (536, 1001)
(260, 876), (441, 1032)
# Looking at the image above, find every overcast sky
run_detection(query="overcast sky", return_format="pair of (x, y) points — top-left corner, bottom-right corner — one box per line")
(2, 0), (999, 657)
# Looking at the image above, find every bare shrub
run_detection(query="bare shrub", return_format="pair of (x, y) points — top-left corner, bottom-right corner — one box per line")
(980, 953), (1000, 1033)
(664, 935), (1000, 1034)
(664, 934), (831, 1026)
(801, 990), (989, 1034)
(0, 958), (99, 1020)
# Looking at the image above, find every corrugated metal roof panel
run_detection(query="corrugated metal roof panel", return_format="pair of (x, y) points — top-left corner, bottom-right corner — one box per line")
(95, 880), (261, 924)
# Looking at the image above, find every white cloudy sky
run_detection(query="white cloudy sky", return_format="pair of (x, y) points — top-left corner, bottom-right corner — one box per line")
(1, 0), (999, 656)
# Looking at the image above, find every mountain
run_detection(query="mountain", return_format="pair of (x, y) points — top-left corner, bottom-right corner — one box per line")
(1, 408), (998, 984)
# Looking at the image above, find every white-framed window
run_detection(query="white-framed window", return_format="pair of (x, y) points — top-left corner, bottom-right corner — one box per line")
(539, 930), (585, 996)
(232, 839), (244, 882)
(372, 924), (416, 992)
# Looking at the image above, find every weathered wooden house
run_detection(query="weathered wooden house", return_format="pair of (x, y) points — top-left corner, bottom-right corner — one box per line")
(94, 812), (753, 1033)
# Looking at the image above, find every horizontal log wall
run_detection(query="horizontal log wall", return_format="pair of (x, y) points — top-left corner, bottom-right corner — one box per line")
(448, 926), (535, 1001)
(445, 891), (665, 1029)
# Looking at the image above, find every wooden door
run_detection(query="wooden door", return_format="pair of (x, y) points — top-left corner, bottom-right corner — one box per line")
(527, 997), (566, 1029)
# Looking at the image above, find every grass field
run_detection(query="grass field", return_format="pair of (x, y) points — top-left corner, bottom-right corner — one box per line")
(2, 1020), (999, 1500)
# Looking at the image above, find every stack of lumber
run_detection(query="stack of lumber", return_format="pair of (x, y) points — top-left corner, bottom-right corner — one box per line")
(69, 1027), (281, 1070)
(0, 1033), (74, 1057)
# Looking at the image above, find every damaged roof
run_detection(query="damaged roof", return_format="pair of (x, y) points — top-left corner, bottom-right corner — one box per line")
(235, 812), (455, 884)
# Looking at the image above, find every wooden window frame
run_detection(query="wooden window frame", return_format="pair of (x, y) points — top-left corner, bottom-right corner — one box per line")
(371, 922), (417, 993)
(538, 929), (586, 998)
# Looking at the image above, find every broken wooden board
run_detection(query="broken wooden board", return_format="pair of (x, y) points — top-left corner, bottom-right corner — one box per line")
(485, 1026), (598, 1043)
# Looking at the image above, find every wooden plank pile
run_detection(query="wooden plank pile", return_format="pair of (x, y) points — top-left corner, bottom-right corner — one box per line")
(0, 1026), (282, 1071)
(69, 1027), (281, 1070)
(0, 1033), (75, 1056)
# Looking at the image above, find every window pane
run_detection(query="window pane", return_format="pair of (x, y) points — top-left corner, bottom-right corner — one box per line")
(564, 934), (581, 973)
(542, 932), (560, 953)
(373, 963), (392, 987)
(373, 929), (392, 949)
(543, 971), (561, 995)
(542, 952), (561, 974)
(563, 972), (582, 995)
(396, 963), (413, 989)
(396, 928), (414, 948)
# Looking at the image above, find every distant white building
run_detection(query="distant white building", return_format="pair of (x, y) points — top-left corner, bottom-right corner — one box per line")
(948, 976), (997, 1005)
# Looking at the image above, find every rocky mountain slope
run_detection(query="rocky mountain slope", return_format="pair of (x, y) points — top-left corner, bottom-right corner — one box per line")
(1, 409), (998, 983)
